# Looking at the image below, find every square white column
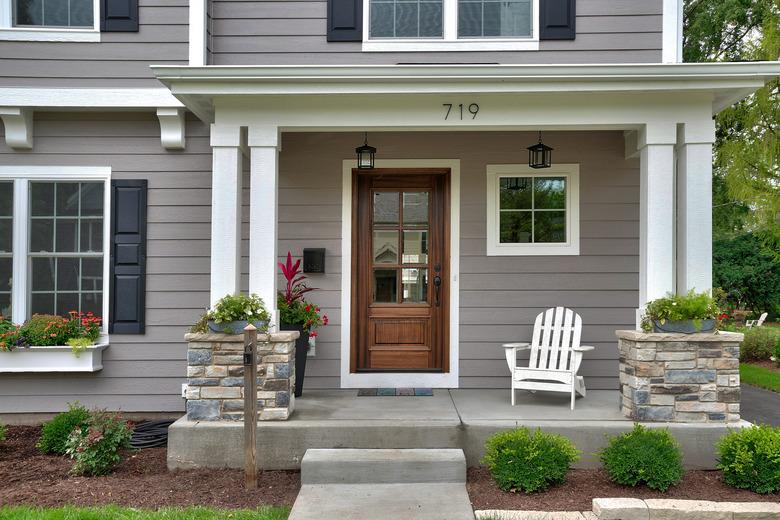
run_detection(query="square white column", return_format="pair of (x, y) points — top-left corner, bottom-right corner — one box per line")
(248, 126), (280, 325)
(676, 121), (715, 294)
(638, 123), (677, 310)
(209, 124), (243, 307)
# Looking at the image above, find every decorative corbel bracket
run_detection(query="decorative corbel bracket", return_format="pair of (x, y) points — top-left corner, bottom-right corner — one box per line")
(0, 107), (33, 150)
(156, 107), (186, 150)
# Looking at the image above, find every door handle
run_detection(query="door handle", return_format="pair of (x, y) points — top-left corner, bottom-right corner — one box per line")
(433, 275), (442, 307)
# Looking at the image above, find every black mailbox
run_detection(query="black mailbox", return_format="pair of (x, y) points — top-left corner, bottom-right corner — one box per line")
(303, 248), (326, 274)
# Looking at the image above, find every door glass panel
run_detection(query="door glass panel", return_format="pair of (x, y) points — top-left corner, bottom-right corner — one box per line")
(373, 192), (399, 225)
(403, 192), (428, 225)
(373, 269), (398, 303)
(402, 268), (428, 303)
(402, 230), (428, 264)
(373, 230), (399, 264)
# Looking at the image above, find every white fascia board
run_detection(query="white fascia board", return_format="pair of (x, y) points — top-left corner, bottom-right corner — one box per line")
(0, 87), (184, 109)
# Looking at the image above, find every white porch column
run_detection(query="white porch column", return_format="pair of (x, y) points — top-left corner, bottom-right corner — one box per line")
(676, 121), (715, 294)
(248, 125), (280, 325)
(638, 123), (677, 314)
(209, 124), (244, 307)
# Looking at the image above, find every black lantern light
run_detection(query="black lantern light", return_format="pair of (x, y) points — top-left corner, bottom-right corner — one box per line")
(355, 132), (376, 170)
(527, 131), (553, 169)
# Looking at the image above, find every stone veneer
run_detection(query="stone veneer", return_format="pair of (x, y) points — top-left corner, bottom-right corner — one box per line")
(617, 330), (744, 423)
(184, 331), (299, 421)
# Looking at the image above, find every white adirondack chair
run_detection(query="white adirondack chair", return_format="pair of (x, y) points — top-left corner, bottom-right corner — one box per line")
(503, 307), (594, 410)
(746, 312), (768, 328)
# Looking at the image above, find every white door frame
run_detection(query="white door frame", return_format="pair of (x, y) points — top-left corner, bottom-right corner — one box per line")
(340, 159), (460, 388)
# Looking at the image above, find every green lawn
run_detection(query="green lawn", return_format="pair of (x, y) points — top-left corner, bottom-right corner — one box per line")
(740, 363), (780, 393)
(0, 506), (289, 520)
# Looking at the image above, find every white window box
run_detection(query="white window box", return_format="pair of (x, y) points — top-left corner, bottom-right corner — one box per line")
(0, 340), (109, 373)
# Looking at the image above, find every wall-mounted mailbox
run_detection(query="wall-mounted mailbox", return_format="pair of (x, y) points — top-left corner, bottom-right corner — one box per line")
(303, 248), (326, 274)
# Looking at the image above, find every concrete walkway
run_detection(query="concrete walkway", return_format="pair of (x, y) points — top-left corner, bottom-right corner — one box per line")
(741, 384), (780, 426)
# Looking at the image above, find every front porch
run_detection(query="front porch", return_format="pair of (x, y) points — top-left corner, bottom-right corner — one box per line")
(167, 388), (741, 471)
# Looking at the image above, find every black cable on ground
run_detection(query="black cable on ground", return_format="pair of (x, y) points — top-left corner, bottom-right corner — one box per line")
(130, 419), (175, 449)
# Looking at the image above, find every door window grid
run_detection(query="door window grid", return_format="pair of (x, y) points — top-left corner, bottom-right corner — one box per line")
(371, 190), (430, 304)
(0, 182), (12, 318)
(28, 181), (104, 316)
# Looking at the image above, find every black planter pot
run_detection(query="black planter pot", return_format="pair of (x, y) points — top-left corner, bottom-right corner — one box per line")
(280, 323), (308, 397)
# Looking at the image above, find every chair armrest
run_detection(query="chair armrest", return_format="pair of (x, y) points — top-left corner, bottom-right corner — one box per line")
(572, 345), (595, 352)
(502, 343), (530, 372)
(502, 342), (531, 351)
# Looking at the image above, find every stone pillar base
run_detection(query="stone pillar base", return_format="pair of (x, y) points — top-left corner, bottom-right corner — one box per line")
(616, 330), (743, 423)
(184, 331), (299, 421)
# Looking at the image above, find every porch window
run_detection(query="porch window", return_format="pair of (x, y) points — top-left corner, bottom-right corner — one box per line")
(486, 164), (580, 256)
(0, 167), (110, 329)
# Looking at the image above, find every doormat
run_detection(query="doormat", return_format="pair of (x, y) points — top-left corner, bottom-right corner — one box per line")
(357, 388), (433, 396)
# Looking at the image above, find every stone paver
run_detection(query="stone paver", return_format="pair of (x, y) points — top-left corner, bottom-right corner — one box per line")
(475, 511), (587, 519)
(644, 499), (731, 520)
(592, 498), (649, 520)
(740, 384), (780, 426)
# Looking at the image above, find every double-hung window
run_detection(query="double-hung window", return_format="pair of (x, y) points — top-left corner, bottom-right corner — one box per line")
(0, 0), (100, 41)
(486, 164), (579, 256)
(0, 167), (110, 331)
(364, 0), (538, 51)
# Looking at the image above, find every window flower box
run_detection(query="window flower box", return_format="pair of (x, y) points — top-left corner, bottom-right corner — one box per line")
(0, 339), (109, 373)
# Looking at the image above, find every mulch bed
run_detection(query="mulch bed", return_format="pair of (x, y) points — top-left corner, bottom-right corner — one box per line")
(0, 426), (300, 509)
(467, 467), (780, 512)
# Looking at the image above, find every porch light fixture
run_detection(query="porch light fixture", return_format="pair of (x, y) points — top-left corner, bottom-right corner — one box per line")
(527, 131), (553, 169)
(356, 132), (376, 170)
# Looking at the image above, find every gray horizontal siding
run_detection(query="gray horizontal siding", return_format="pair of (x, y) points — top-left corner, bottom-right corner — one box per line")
(277, 131), (638, 390)
(0, 0), (187, 88)
(210, 0), (662, 65)
(0, 112), (210, 413)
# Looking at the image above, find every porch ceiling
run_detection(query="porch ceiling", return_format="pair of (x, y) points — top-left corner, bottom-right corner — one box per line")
(151, 62), (780, 123)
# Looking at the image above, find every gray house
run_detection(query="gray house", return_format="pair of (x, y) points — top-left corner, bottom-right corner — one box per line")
(0, 0), (778, 415)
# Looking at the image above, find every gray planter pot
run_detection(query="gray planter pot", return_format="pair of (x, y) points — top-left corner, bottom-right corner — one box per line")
(652, 319), (716, 334)
(207, 319), (269, 335)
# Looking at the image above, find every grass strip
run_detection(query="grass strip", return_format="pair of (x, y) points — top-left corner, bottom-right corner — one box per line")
(740, 362), (780, 393)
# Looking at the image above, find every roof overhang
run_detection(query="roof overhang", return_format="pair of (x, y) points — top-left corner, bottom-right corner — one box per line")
(152, 62), (780, 123)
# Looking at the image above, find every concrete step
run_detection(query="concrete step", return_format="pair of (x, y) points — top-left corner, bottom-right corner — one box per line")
(289, 483), (475, 520)
(301, 448), (467, 484)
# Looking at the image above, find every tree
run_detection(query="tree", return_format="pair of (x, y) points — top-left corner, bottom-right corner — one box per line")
(713, 233), (780, 314)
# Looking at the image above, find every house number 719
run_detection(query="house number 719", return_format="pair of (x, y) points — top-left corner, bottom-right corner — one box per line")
(443, 103), (479, 120)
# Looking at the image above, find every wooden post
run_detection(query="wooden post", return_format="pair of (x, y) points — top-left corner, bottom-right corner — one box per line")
(243, 324), (258, 489)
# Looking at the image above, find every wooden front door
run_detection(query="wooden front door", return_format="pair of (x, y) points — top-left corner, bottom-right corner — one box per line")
(351, 169), (450, 372)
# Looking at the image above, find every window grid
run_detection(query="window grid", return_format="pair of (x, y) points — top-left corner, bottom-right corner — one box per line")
(0, 182), (12, 318)
(28, 181), (104, 317)
(370, 0), (444, 39)
(13, 0), (94, 28)
(498, 176), (566, 244)
(457, 0), (532, 38)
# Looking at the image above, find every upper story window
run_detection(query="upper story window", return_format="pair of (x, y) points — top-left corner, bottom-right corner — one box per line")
(0, 0), (100, 41)
(364, 0), (539, 51)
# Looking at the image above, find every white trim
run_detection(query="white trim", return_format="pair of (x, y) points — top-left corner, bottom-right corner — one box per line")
(156, 108), (187, 150)
(486, 164), (580, 256)
(340, 159), (460, 388)
(0, 342), (109, 372)
(662, 0), (682, 63)
(0, 0), (101, 42)
(0, 88), (184, 109)
(189, 0), (207, 66)
(0, 107), (33, 150)
(0, 166), (111, 335)
(362, 0), (539, 52)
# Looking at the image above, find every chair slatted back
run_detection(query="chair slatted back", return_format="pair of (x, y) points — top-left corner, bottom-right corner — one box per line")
(529, 307), (582, 371)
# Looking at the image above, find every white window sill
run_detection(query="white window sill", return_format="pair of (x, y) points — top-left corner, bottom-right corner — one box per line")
(362, 38), (539, 52)
(487, 243), (580, 256)
(0, 338), (109, 373)
(0, 27), (100, 42)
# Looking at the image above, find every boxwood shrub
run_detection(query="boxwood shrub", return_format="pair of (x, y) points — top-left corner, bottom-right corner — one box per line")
(37, 402), (90, 455)
(717, 424), (780, 494)
(481, 427), (580, 493)
(599, 424), (684, 491)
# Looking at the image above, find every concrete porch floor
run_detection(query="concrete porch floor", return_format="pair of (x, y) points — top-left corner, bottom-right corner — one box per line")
(167, 389), (747, 471)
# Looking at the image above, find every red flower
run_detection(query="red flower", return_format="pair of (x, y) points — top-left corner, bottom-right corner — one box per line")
(309, 331), (318, 338)
(305, 304), (312, 312)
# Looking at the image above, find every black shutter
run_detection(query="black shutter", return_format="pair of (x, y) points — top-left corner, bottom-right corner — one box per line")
(327, 0), (362, 42)
(101, 0), (139, 32)
(109, 180), (147, 334)
(540, 0), (575, 40)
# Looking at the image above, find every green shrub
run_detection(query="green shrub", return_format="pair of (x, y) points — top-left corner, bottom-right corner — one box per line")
(775, 335), (780, 367)
(717, 424), (780, 494)
(481, 427), (580, 493)
(37, 402), (90, 455)
(65, 410), (132, 476)
(641, 290), (720, 332)
(205, 293), (270, 333)
(599, 424), (684, 492)
(0, 423), (6, 442)
(740, 327), (780, 361)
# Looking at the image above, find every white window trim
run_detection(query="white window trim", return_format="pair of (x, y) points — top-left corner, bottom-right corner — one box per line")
(0, 166), (111, 335)
(486, 164), (580, 256)
(0, 0), (100, 42)
(362, 0), (539, 52)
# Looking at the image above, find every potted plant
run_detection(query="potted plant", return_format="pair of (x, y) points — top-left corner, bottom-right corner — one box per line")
(0, 312), (108, 372)
(205, 293), (270, 335)
(641, 290), (720, 334)
(277, 252), (328, 397)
